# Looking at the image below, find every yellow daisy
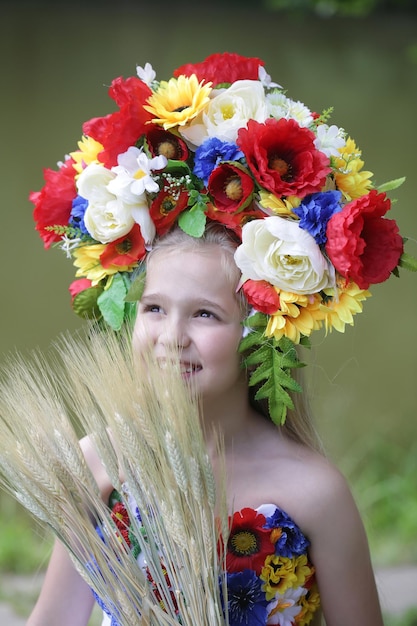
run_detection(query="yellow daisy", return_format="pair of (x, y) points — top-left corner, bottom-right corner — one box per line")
(73, 244), (137, 285)
(258, 190), (301, 217)
(296, 584), (321, 626)
(260, 555), (297, 599)
(333, 137), (373, 200)
(320, 281), (371, 334)
(143, 74), (212, 130)
(265, 291), (324, 344)
(70, 136), (105, 175)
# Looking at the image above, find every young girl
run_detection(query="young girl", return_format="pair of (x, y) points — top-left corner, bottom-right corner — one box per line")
(25, 52), (414, 625)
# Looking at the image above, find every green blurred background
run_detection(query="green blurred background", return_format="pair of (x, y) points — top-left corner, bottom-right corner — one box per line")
(0, 0), (416, 577)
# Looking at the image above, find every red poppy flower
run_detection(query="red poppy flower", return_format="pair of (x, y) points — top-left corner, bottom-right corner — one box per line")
(30, 158), (77, 248)
(242, 279), (280, 315)
(206, 203), (264, 238)
(100, 225), (146, 268)
(226, 508), (275, 575)
(173, 52), (264, 87)
(111, 501), (131, 546)
(325, 189), (403, 289)
(83, 76), (153, 168)
(208, 163), (255, 214)
(237, 118), (330, 199)
(150, 187), (190, 237)
(145, 127), (189, 161)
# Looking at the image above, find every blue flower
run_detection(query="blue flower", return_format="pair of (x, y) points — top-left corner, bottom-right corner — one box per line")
(193, 137), (244, 185)
(264, 508), (309, 558)
(69, 194), (89, 234)
(293, 190), (342, 245)
(224, 569), (268, 626)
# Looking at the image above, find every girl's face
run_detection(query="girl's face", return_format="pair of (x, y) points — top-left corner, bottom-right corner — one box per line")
(133, 246), (245, 402)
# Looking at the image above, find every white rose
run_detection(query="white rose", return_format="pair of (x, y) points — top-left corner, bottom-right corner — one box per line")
(180, 80), (268, 147)
(234, 216), (334, 295)
(77, 163), (134, 244)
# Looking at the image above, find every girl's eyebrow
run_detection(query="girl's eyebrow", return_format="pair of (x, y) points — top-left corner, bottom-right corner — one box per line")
(141, 293), (230, 316)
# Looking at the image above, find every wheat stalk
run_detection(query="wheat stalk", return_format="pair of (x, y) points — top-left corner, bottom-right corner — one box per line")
(0, 326), (229, 625)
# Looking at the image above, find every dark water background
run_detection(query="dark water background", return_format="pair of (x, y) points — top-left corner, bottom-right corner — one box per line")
(1, 1), (416, 464)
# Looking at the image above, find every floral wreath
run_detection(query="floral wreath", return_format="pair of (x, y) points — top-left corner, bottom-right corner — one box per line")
(30, 52), (417, 425)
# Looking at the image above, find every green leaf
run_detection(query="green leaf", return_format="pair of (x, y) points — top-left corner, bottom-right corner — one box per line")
(164, 159), (192, 175)
(178, 206), (207, 238)
(125, 269), (147, 302)
(72, 284), (104, 320)
(97, 273), (128, 331)
(377, 177), (406, 193)
(399, 251), (417, 272)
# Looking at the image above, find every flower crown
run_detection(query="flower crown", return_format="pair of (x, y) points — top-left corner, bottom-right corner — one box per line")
(31, 52), (416, 424)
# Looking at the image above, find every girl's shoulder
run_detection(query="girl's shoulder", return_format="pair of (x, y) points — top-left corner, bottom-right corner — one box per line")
(79, 433), (115, 503)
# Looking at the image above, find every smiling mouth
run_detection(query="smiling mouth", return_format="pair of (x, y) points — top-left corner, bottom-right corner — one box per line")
(157, 359), (202, 375)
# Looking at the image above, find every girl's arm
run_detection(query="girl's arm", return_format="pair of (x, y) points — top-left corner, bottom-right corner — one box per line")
(26, 539), (95, 626)
(308, 466), (383, 626)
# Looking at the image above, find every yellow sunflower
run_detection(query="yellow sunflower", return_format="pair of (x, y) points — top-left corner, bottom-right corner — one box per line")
(70, 136), (105, 175)
(333, 137), (373, 200)
(73, 244), (137, 285)
(258, 190), (301, 217)
(144, 74), (212, 130)
(265, 292), (324, 344)
(320, 281), (371, 334)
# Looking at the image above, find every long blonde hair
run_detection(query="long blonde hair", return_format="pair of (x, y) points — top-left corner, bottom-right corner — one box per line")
(145, 223), (323, 453)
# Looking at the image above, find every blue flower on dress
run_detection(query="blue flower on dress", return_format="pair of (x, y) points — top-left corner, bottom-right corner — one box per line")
(264, 508), (309, 558)
(69, 194), (89, 234)
(293, 190), (342, 245)
(193, 137), (244, 185)
(225, 569), (269, 626)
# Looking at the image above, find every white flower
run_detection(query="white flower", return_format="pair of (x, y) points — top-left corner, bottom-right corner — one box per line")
(266, 587), (306, 625)
(234, 216), (334, 295)
(314, 123), (346, 157)
(258, 65), (282, 89)
(136, 62), (156, 86)
(60, 234), (82, 258)
(180, 79), (268, 147)
(109, 146), (167, 200)
(76, 163), (134, 244)
(266, 92), (313, 127)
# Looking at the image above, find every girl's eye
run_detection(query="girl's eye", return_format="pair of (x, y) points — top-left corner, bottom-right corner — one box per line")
(143, 304), (162, 314)
(196, 310), (217, 319)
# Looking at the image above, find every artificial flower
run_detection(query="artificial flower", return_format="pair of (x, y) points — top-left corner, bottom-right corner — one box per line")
(320, 281), (371, 333)
(226, 508), (275, 575)
(264, 508), (310, 558)
(314, 123), (346, 158)
(242, 280), (280, 315)
(76, 163), (134, 244)
(235, 216), (334, 295)
(149, 186), (189, 236)
(193, 137), (244, 185)
(109, 146), (166, 198)
(258, 191), (301, 217)
(136, 62), (156, 87)
(266, 92), (313, 128)
(333, 137), (373, 200)
(144, 127), (189, 161)
(68, 278), (92, 301)
(208, 163), (255, 213)
(292, 190), (342, 245)
(173, 52), (265, 87)
(82, 76), (153, 168)
(265, 292), (324, 343)
(69, 195), (89, 235)
(237, 118), (330, 199)
(296, 585), (321, 626)
(111, 501), (131, 546)
(260, 555), (298, 598)
(73, 243), (135, 284)
(70, 136), (105, 175)
(265, 586), (305, 626)
(100, 225), (146, 268)
(225, 570), (269, 626)
(326, 189), (403, 289)
(143, 74), (212, 130)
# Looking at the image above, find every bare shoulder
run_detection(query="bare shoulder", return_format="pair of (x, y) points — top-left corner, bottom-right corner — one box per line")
(79, 434), (114, 503)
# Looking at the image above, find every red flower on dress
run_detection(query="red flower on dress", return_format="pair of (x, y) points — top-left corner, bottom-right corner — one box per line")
(145, 127), (189, 161)
(30, 158), (77, 248)
(325, 189), (404, 289)
(111, 501), (131, 546)
(150, 187), (190, 237)
(237, 118), (330, 199)
(173, 52), (264, 87)
(208, 163), (255, 214)
(226, 508), (275, 575)
(100, 225), (146, 268)
(242, 279), (280, 315)
(83, 76), (153, 168)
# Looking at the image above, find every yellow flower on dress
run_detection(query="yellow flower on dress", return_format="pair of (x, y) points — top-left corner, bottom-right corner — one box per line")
(295, 584), (321, 625)
(70, 136), (105, 175)
(260, 555), (298, 599)
(144, 74), (212, 130)
(73, 244), (137, 285)
(258, 190), (301, 217)
(321, 281), (371, 334)
(333, 137), (373, 201)
(265, 291), (324, 344)
(292, 554), (311, 587)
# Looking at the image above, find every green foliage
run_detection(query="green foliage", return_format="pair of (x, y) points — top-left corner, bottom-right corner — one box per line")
(263, 0), (417, 17)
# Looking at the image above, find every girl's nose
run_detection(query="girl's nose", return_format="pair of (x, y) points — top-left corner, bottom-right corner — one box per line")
(157, 316), (191, 349)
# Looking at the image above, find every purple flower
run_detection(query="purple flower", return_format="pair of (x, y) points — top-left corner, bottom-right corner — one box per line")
(224, 570), (268, 626)
(69, 194), (89, 234)
(293, 190), (342, 245)
(264, 508), (309, 558)
(193, 137), (244, 185)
